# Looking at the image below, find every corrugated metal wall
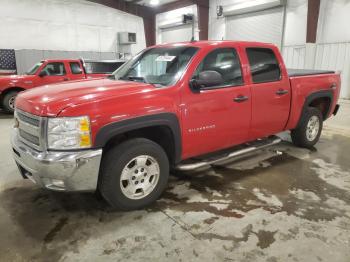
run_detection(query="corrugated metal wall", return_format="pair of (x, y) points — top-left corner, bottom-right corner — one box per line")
(282, 45), (306, 69)
(15, 50), (117, 74)
(282, 42), (350, 99)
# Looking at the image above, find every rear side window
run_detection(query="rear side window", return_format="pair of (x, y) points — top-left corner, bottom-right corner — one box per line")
(70, 62), (83, 74)
(246, 48), (281, 83)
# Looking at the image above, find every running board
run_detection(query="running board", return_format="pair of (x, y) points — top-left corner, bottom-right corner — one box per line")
(176, 136), (282, 171)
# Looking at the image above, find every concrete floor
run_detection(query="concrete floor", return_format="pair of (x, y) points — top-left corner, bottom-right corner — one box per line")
(0, 101), (349, 262)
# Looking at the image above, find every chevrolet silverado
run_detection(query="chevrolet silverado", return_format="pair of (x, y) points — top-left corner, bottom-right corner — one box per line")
(11, 41), (340, 210)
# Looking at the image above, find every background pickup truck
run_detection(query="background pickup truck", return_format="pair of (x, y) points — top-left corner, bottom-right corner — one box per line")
(12, 41), (340, 210)
(0, 59), (124, 113)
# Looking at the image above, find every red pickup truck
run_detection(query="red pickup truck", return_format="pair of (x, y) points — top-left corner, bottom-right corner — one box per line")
(0, 59), (124, 113)
(11, 41), (340, 210)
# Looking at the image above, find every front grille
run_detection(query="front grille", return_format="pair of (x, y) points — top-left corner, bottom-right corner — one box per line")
(15, 109), (45, 150)
(17, 111), (40, 127)
(19, 129), (40, 146)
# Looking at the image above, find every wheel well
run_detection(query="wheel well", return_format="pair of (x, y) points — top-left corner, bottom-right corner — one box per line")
(308, 97), (331, 120)
(0, 87), (25, 101)
(102, 125), (176, 165)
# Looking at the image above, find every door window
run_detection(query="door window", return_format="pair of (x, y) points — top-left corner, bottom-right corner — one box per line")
(246, 48), (281, 83)
(70, 62), (83, 74)
(192, 48), (243, 88)
(41, 62), (66, 76)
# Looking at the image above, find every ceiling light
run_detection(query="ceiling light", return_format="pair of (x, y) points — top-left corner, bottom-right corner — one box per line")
(150, 0), (160, 6)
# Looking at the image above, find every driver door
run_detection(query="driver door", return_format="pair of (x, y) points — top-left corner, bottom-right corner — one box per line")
(37, 62), (68, 85)
(181, 48), (251, 159)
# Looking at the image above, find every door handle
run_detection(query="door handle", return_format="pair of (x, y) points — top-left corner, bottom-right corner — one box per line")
(233, 95), (249, 103)
(63, 78), (69, 81)
(276, 89), (288, 95)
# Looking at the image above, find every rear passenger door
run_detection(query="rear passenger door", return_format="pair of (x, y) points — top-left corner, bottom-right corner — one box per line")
(246, 47), (291, 139)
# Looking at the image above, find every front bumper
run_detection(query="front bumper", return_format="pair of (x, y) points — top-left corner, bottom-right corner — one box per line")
(11, 129), (102, 192)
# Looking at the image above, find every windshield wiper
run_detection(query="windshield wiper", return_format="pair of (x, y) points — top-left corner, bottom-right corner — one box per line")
(126, 76), (147, 83)
(118, 76), (161, 87)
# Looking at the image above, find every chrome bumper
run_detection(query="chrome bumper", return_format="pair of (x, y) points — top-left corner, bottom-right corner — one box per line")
(11, 129), (102, 192)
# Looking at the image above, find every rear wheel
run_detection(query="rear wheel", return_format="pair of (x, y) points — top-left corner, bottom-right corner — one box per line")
(99, 138), (169, 210)
(291, 107), (323, 148)
(2, 91), (19, 113)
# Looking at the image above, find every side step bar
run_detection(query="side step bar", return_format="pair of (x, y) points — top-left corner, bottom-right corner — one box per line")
(176, 136), (282, 171)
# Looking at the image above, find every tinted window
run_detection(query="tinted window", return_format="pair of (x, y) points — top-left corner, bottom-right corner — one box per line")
(41, 62), (66, 76)
(193, 48), (243, 88)
(70, 62), (83, 74)
(85, 62), (125, 74)
(246, 48), (281, 83)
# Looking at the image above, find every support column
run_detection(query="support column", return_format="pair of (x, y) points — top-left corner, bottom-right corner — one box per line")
(196, 0), (209, 40)
(306, 0), (321, 43)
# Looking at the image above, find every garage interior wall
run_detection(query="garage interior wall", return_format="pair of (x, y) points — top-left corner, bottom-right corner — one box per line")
(0, 0), (146, 74)
(156, 5), (199, 44)
(209, 0), (350, 99)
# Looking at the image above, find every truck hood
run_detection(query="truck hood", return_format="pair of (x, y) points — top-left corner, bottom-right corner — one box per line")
(15, 78), (155, 116)
(0, 74), (35, 90)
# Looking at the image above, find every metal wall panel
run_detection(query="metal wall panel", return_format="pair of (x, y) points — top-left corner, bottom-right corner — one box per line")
(282, 42), (350, 98)
(282, 45), (306, 69)
(314, 42), (350, 99)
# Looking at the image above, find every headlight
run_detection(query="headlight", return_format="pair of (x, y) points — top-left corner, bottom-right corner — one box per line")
(47, 116), (91, 150)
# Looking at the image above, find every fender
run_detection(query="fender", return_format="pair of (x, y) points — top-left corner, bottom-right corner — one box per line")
(94, 113), (182, 163)
(298, 89), (333, 124)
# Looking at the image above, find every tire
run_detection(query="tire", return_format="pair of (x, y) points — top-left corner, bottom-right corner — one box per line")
(2, 91), (19, 114)
(99, 138), (169, 210)
(291, 107), (323, 148)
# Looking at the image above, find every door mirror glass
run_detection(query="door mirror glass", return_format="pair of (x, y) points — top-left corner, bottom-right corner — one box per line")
(190, 70), (224, 90)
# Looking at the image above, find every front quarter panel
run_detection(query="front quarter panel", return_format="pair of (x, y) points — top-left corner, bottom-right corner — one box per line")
(57, 85), (182, 150)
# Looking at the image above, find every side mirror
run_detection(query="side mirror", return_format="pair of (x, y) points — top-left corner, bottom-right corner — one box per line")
(38, 71), (47, 77)
(190, 70), (224, 92)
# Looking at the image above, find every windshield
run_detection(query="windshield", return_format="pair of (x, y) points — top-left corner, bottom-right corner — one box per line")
(26, 62), (43, 75)
(112, 46), (198, 87)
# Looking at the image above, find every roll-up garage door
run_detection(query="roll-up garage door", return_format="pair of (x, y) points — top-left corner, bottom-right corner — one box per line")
(225, 7), (284, 48)
(160, 24), (193, 44)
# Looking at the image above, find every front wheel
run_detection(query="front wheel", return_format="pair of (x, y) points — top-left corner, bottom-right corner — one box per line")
(99, 138), (169, 210)
(291, 107), (323, 148)
(2, 91), (19, 114)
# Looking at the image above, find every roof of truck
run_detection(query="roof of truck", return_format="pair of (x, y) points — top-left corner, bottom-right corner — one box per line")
(151, 40), (277, 49)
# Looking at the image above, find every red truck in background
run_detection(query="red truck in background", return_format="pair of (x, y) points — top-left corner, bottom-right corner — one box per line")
(0, 59), (124, 113)
(11, 41), (340, 210)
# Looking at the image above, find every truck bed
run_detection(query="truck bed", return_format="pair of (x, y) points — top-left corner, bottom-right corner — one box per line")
(288, 69), (335, 77)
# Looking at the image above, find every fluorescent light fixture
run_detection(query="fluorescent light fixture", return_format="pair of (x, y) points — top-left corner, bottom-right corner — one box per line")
(150, 0), (160, 6)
